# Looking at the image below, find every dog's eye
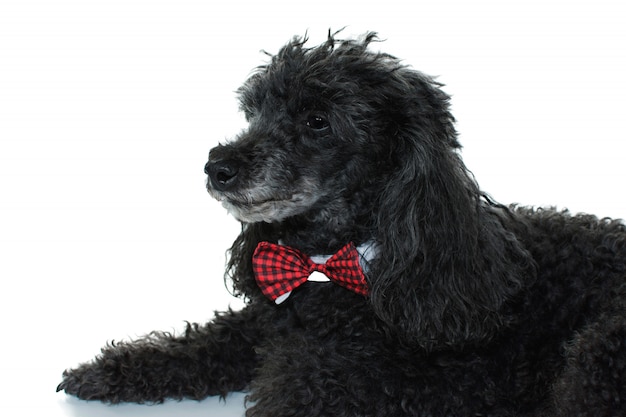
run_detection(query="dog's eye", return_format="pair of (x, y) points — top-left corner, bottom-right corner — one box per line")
(305, 115), (329, 131)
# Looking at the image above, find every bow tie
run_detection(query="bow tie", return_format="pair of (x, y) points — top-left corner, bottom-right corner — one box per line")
(252, 241), (369, 304)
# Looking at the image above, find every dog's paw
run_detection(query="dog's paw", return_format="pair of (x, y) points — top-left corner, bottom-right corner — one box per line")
(57, 363), (120, 402)
(57, 365), (110, 401)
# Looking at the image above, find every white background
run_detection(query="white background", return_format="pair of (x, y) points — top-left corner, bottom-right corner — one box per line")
(1, 0), (625, 416)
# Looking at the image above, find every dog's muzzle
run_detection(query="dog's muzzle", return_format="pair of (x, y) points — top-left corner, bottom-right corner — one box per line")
(205, 159), (240, 192)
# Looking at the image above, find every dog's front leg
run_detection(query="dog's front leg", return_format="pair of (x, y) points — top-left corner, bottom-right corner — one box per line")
(57, 304), (263, 404)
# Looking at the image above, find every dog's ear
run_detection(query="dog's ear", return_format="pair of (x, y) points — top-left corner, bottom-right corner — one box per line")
(368, 70), (535, 350)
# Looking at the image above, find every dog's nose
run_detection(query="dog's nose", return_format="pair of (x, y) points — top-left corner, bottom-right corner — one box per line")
(205, 159), (240, 192)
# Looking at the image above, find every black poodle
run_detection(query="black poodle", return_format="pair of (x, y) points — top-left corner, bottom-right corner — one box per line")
(58, 32), (626, 416)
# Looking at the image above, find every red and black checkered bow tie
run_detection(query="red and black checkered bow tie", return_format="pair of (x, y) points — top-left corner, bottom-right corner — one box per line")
(252, 241), (369, 304)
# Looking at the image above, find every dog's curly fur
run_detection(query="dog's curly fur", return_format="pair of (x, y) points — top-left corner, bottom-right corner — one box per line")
(58, 32), (626, 416)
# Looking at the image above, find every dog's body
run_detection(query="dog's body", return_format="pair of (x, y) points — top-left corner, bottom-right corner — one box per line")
(58, 33), (626, 416)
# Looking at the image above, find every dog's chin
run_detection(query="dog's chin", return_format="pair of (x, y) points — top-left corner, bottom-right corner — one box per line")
(207, 176), (325, 223)
(218, 193), (321, 224)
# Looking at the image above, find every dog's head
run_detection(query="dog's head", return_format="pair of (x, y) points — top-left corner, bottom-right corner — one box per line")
(206, 32), (534, 349)
(206, 32), (456, 227)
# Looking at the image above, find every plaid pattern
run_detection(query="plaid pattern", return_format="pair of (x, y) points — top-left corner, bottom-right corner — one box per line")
(252, 241), (369, 304)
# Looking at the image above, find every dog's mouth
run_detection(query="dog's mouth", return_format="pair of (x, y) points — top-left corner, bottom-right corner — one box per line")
(205, 156), (325, 223)
(210, 185), (323, 223)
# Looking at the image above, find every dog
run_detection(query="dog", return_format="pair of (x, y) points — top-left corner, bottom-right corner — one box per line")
(58, 32), (626, 416)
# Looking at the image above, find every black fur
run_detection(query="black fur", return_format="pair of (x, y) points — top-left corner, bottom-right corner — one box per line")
(58, 32), (626, 416)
